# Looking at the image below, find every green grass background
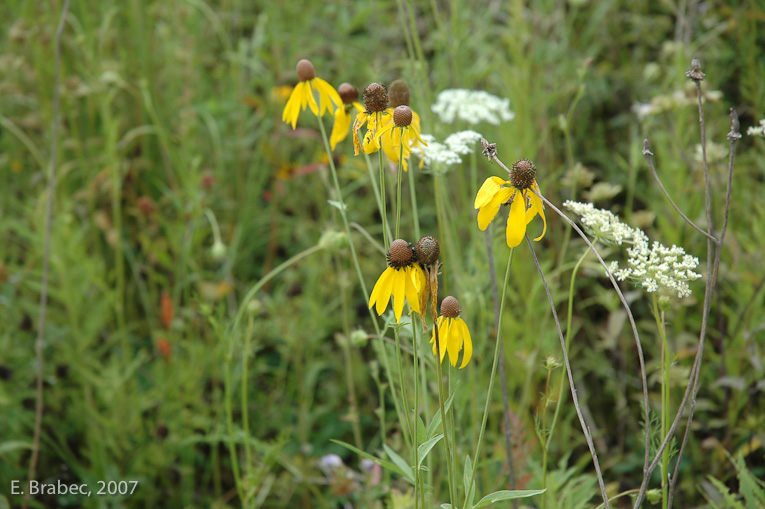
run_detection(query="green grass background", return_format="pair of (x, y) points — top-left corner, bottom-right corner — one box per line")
(1, 0), (764, 507)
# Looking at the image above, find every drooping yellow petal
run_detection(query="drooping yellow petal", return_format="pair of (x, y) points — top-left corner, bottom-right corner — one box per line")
(474, 176), (507, 209)
(430, 316), (442, 356)
(353, 102), (364, 114)
(439, 317), (450, 362)
(477, 187), (513, 231)
(392, 269), (407, 322)
(505, 189), (527, 248)
(313, 77), (342, 116)
(528, 181), (547, 241)
(352, 111), (369, 156)
(282, 84), (304, 129)
(305, 81), (319, 116)
(330, 106), (351, 151)
(458, 319), (472, 368)
(370, 267), (395, 315)
(446, 318), (461, 366)
(363, 130), (379, 154)
(404, 266), (420, 315)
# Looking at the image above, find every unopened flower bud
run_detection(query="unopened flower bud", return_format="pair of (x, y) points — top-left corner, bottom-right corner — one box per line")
(350, 329), (369, 347)
(211, 240), (227, 261)
(319, 230), (348, 252)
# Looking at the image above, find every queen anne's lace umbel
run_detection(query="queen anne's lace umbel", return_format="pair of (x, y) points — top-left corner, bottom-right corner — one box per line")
(610, 241), (702, 299)
(563, 201), (646, 246)
(431, 89), (515, 125)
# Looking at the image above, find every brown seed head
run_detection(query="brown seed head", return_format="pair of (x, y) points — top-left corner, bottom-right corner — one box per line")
(393, 105), (413, 127)
(296, 59), (316, 82)
(338, 83), (358, 105)
(415, 236), (440, 266)
(685, 58), (705, 81)
(388, 239), (414, 268)
(363, 83), (389, 113)
(440, 296), (461, 318)
(509, 159), (537, 190)
(388, 80), (410, 108)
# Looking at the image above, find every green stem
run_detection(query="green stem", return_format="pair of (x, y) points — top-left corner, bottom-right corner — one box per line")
(408, 163), (420, 239)
(380, 138), (390, 248)
(465, 248), (515, 508)
(543, 244), (592, 506)
(317, 115), (404, 448)
(652, 294), (670, 509)
(396, 139), (404, 239)
(412, 317), (421, 509)
(395, 325), (414, 448)
(363, 151), (392, 243)
(435, 322), (458, 507)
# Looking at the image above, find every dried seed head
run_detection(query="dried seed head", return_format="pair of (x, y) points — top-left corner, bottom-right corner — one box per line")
(338, 83), (358, 105)
(363, 82), (389, 113)
(415, 236), (440, 266)
(388, 80), (410, 108)
(509, 158), (537, 190)
(388, 239), (414, 268)
(296, 59), (316, 81)
(393, 105), (413, 127)
(685, 58), (705, 81)
(440, 296), (461, 318)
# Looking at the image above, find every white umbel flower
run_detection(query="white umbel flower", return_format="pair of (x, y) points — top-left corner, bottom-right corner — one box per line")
(613, 240), (702, 299)
(564, 201), (646, 246)
(432, 89), (515, 125)
(444, 130), (483, 154)
(747, 119), (765, 137)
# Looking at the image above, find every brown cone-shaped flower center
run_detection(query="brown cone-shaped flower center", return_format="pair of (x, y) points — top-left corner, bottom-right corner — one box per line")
(393, 105), (413, 127)
(364, 83), (389, 113)
(388, 239), (414, 268)
(338, 83), (358, 105)
(296, 59), (316, 82)
(509, 158), (537, 190)
(415, 236), (440, 266)
(440, 296), (460, 318)
(388, 80), (410, 108)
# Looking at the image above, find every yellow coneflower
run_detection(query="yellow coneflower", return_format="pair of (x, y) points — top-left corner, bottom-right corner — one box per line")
(330, 83), (364, 151)
(368, 239), (424, 322)
(353, 83), (392, 155)
(375, 106), (427, 172)
(430, 296), (472, 368)
(282, 59), (342, 129)
(380, 80), (424, 171)
(474, 159), (547, 248)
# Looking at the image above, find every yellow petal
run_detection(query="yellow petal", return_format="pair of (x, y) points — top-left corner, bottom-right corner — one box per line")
(446, 318), (461, 367)
(529, 182), (547, 241)
(474, 176), (507, 209)
(313, 77), (342, 115)
(282, 86), (303, 129)
(353, 102), (364, 114)
(305, 81), (319, 116)
(363, 130), (379, 154)
(505, 190), (527, 248)
(458, 319), (472, 368)
(404, 267), (420, 315)
(330, 107), (351, 151)
(438, 317), (449, 362)
(392, 269), (406, 322)
(370, 267), (394, 315)
(477, 187), (513, 231)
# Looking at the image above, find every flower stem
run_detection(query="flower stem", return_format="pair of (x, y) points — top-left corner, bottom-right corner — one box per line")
(362, 151), (392, 243)
(652, 294), (671, 509)
(464, 248), (515, 508)
(412, 317), (421, 509)
(408, 163), (420, 239)
(396, 140), (404, 239)
(380, 139), (390, 249)
(241, 314), (255, 475)
(543, 244), (593, 506)
(434, 321), (458, 507)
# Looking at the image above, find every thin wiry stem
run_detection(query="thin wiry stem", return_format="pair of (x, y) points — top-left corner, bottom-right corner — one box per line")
(25, 3), (70, 508)
(642, 139), (718, 245)
(531, 189), (651, 478)
(486, 227), (517, 496)
(666, 108), (739, 508)
(525, 235), (609, 508)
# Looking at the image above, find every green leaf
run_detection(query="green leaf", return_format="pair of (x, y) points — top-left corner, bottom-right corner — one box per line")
(426, 381), (460, 438)
(0, 441), (34, 455)
(463, 455), (475, 509)
(417, 434), (443, 468)
(383, 444), (414, 483)
(473, 489), (547, 508)
(331, 440), (406, 479)
(327, 200), (346, 211)
(417, 415), (427, 446)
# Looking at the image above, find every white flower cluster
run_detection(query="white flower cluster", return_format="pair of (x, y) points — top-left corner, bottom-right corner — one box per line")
(611, 241), (702, 299)
(563, 201), (646, 245)
(747, 119), (765, 137)
(566, 200), (702, 299)
(417, 130), (482, 170)
(431, 89), (515, 125)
